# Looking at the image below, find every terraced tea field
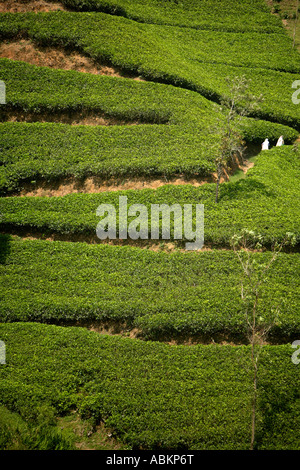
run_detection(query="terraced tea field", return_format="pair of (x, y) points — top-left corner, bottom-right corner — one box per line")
(0, 0), (299, 452)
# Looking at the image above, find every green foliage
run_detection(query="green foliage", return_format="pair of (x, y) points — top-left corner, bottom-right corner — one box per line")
(239, 117), (297, 143)
(0, 5), (299, 192)
(0, 57), (222, 187)
(1, 146), (299, 247)
(0, 58), (296, 192)
(0, 118), (296, 194)
(0, 11), (295, 71)
(0, 235), (299, 341)
(0, 122), (217, 193)
(0, 405), (75, 450)
(0, 0), (299, 452)
(0, 323), (299, 450)
(51, 0), (284, 33)
(0, 57), (182, 124)
(1, 8), (300, 127)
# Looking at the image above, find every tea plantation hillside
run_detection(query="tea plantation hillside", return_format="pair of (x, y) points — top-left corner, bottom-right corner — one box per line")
(0, 0), (299, 452)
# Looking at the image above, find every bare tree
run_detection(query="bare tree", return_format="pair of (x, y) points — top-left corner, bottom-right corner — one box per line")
(231, 230), (296, 450)
(293, 0), (300, 49)
(214, 76), (263, 203)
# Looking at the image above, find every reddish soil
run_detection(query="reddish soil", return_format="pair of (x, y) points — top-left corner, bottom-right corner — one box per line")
(241, 159), (255, 173)
(0, 0), (66, 12)
(0, 40), (145, 81)
(16, 174), (214, 197)
(0, 109), (141, 126)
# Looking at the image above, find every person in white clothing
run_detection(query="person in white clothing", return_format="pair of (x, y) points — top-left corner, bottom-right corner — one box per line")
(276, 135), (284, 146)
(262, 138), (269, 150)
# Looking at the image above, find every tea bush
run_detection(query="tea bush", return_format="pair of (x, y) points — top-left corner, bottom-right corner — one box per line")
(1, 146), (299, 248)
(0, 322), (299, 449)
(0, 235), (299, 341)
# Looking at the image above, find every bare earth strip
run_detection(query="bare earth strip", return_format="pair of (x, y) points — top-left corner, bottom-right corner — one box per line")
(3, 231), (263, 254)
(7, 157), (253, 198)
(9, 155), (250, 198)
(0, 109), (143, 126)
(0, 0), (66, 12)
(0, 40), (146, 81)
(16, 175), (214, 197)
(81, 322), (246, 346)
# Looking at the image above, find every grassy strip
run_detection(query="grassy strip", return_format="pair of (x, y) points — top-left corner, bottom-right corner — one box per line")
(0, 235), (299, 341)
(0, 322), (299, 449)
(1, 146), (299, 248)
(0, 404), (75, 450)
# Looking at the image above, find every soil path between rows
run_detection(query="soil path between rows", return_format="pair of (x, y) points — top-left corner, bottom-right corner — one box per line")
(8, 155), (255, 197)
(0, 1), (66, 13)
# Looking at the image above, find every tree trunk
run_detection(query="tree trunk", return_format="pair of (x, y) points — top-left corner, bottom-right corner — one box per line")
(250, 293), (258, 450)
(250, 348), (258, 450)
(215, 178), (220, 203)
(215, 163), (222, 203)
(293, 0), (299, 49)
